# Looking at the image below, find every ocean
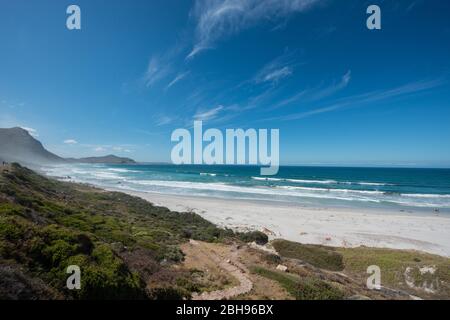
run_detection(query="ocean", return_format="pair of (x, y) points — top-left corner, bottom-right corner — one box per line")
(42, 164), (450, 213)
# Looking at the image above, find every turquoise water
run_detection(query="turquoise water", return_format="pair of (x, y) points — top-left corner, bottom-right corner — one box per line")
(43, 164), (450, 213)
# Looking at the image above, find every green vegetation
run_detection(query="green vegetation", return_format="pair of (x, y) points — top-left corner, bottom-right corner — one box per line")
(236, 231), (268, 245)
(0, 163), (239, 299)
(271, 239), (344, 271)
(338, 247), (450, 298)
(251, 266), (344, 300)
(2, 164), (449, 300)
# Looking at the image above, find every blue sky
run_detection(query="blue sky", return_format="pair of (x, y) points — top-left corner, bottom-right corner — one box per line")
(0, 0), (449, 166)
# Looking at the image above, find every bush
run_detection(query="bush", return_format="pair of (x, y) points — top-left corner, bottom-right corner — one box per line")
(0, 217), (23, 241)
(237, 231), (268, 245)
(263, 253), (282, 264)
(295, 276), (344, 300)
(272, 239), (344, 271)
(251, 266), (343, 300)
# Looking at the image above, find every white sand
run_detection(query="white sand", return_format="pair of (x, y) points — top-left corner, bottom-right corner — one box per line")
(113, 189), (450, 257)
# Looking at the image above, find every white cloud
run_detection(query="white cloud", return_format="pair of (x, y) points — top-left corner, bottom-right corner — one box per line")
(64, 139), (78, 145)
(94, 147), (106, 152)
(142, 42), (186, 88)
(113, 146), (133, 153)
(254, 51), (297, 84)
(307, 70), (351, 101)
(269, 78), (445, 121)
(194, 105), (224, 121)
(261, 67), (292, 83)
(155, 115), (173, 126)
(188, 0), (322, 59)
(143, 55), (172, 87)
(20, 126), (39, 138)
(274, 70), (351, 108)
(166, 71), (190, 90)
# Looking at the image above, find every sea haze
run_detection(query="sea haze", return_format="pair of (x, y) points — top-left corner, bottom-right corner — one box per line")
(42, 164), (450, 214)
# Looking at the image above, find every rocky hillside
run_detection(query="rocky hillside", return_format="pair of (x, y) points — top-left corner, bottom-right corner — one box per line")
(0, 128), (64, 165)
(0, 127), (136, 166)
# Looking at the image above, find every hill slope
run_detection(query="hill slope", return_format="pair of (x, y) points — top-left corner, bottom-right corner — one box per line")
(0, 163), (235, 299)
(0, 128), (64, 165)
(67, 155), (136, 164)
(0, 127), (136, 165)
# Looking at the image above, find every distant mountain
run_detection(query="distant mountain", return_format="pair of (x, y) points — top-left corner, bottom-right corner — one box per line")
(0, 127), (136, 165)
(0, 127), (64, 165)
(67, 155), (136, 164)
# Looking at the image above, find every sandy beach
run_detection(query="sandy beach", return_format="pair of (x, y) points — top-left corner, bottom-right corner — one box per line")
(115, 190), (450, 257)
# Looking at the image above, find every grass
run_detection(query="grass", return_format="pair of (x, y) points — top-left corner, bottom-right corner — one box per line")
(271, 239), (344, 271)
(251, 266), (344, 300)
(337, 246), (450, 298)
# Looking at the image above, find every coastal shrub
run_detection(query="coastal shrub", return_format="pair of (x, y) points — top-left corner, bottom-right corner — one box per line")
(271, 239), (344, 271)
(237, 231), (269, 245)
(41, 239), (78, 266)
(161, 245), (185, 262)
(1, 164), (273, 299)
(295, 276), (344, 300)
(0, 216), (24, 241)
(57, 245), (147, 300)
(251, 266), (344, 300)
(147, 286), (189, 300)
(263, 253), (282, 265)
(72, 265), (146, 300)
(0, 203), (25, 216)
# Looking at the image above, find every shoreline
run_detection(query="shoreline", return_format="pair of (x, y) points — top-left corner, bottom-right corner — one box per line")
(104, 187), (450, 257)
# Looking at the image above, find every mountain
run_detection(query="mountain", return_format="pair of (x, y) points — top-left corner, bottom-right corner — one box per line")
(0, 127), (136, 165)
(0, 127), (64, 165)
(67, 155), (136, 164)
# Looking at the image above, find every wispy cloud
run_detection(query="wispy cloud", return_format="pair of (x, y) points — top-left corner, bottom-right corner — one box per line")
(143, 55), (172, 88)
(166, 71), (190, 90)
(268, 78), (445, 121)
(273, 70), (351, 108)
(63, 139), (78, 145)
(141, 41), (187, 88)
(155, 115), (173, 126)
(308, 70), (351, 101)
(188, 0), (322, 59)
(254, 51), (297, 85)
(194, 105), (224, 121)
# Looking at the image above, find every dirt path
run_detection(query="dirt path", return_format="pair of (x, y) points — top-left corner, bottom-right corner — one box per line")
(186, 240), (253, 300)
